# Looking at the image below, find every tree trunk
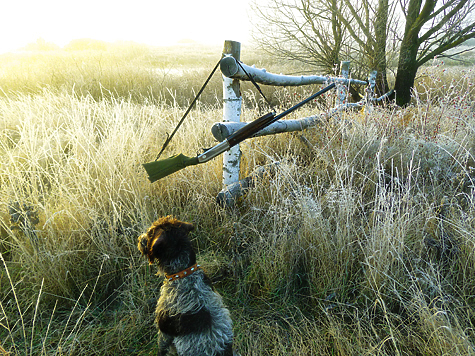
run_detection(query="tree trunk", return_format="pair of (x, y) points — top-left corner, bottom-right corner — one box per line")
(393, 63), (418, 106)
(374, 0), (390, 96)
(393, 30), (420, 106)
(393, 0), (434, 106)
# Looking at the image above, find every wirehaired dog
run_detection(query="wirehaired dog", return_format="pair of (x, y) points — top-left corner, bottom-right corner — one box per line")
(138, 216), (235, 356)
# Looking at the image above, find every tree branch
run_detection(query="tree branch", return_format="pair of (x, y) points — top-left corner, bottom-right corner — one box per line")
(418, 0), (472, 44)
(417, 29), (475, 65)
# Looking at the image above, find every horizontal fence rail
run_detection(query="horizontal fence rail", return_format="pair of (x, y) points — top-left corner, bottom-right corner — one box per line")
(212, 114), (325, 142)
(220, 55), (368, 87)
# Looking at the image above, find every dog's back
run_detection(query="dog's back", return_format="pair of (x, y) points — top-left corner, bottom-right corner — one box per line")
(157, 271), (234, 356)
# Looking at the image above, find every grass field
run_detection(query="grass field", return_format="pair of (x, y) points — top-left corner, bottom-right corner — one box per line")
(1, 41), (475, 355)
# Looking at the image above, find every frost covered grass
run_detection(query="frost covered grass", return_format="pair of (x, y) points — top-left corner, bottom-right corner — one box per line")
(1, 45), (475, 354)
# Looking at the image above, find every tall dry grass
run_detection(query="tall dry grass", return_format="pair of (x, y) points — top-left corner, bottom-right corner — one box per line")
(0, 84), (227, 354)
(1, 45), (475, 355)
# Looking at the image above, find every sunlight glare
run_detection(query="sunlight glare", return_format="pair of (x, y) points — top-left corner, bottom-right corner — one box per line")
(0, 0), (252, 53)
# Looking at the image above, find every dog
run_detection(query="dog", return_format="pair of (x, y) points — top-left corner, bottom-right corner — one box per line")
(138, 216), (236, 356)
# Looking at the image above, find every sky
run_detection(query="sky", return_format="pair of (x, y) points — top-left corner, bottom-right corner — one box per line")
(0, 0), (254, 53)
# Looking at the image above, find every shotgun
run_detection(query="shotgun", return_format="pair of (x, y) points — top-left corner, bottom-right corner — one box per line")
(143, 82), (336, 182)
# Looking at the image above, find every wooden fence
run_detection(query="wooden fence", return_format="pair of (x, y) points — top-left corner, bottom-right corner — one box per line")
(217, 40), (379, 207)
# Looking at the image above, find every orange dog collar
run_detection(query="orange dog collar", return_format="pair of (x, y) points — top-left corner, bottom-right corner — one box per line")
(166, 263), (201, 282)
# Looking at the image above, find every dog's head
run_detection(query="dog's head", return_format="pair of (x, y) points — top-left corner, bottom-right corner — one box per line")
(138, 215), (196, 272)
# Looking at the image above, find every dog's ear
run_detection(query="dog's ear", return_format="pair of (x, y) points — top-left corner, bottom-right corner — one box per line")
(180, 221), (194, 232)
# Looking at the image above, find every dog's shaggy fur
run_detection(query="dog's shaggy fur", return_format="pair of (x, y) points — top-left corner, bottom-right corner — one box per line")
(138, 216), (235, 356)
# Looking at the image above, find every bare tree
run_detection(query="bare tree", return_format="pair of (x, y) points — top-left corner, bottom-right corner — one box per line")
(393, 0), (475, 105)
(252, 0), (396, 96)
(333, 0), (397, 94)
(252, 0), (347, 74)
(252, 0), (475, 105)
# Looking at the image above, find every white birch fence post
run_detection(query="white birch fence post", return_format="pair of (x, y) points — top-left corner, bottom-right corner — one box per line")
(337, 61), (350, 106)
(365, 71), (378, 113)
(222, 41), (242, 186)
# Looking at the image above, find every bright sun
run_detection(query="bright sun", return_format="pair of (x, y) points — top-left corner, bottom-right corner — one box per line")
(1, 0), (252, 53)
